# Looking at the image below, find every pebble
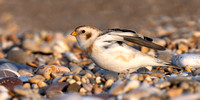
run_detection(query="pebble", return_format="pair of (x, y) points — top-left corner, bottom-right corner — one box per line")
(63, 52), (80, 63)
(171, 54), (200, 68)
(150, 73), (164, 78)
(0, 77), (23, 91)
(29, 75), (45, 84)
(80, 88), (87, 95)
(155, 81), (171, 88)
(105, 79), (114, 89)
(0, 69), (20, 77)
(13, 86), (41, 99)
(94, 87), (102, 94)
(123, 80), (140, 92)
(45, 82), (69, 98)
(109, 80), (126, 95)
(82, 83), (92, 92)
(68, 79), (76, 84)
(170, 93), (200, 100)
(95, 76), (101, 84)
(104, 71), (118, 81)
(0, 63), (18, 72)
(0, 85), (11, 100)
(18, 69), (33, 76)
(67, 83), (81, 92)
(193, 69), (200, 76)
(6, 50), (32, 64)
(167, 88), (183, 98)
(23, 83), (31, 88)
(37, 81), (48, 88)
(19, 76), (32, 82)
(158, 50), (176, 62)
(69, 64), (82, 73)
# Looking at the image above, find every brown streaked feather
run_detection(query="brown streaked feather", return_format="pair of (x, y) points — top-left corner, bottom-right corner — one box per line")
(124, 36), (166, 50)
(86, 43), (94, 55)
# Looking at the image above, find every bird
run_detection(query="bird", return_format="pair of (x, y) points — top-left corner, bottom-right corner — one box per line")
(71, 25), (169, 73)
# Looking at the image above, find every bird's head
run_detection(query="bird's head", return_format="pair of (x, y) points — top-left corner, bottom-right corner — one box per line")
(71, 25), (101, 49)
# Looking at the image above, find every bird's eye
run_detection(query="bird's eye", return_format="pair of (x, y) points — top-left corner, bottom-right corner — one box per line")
(81, 30), (85, 33)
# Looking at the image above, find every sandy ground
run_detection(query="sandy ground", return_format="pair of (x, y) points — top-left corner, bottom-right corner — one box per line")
(0, 0), (200, 34)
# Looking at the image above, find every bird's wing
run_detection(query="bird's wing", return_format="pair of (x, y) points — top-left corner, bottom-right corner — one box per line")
(102, 28), (165, 50)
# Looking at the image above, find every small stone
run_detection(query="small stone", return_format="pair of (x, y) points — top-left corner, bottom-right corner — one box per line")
(0, 77), (23, 91)
(32, 84), (39, 89)
(180, 82), (189, 90)
(153, 38), (166, 47)
(70, 65), (82, 73)
(18, 69), (33, 76)
(193, 69), (200, 76)
(137, 67), (150, 73)
(58, 76), (68, 82)
(37, 65), (58, 75)
(167, 88), (183, 98)
(13, 85), (32, 96)
(67, 83), (81, 92)
(166, 67), (173, 73)
(29, 75), (45, 84)
(6, 50), (32, 64)
(19, 76), (32, 82)
(124, 80), (140, 92)
(109, 80), (126, 95)
(155, 81), (171, 88)
(23, 83), (31, 88)
(0, 69), (20, 77)
(104, 71), (118, 81)
(37, 81), (48, 88)
(0, 63), (18, 72)
(57, 66), (70, 73)
(82, 83), (92, 92)
(51, 72), (64, 79)
(26, 62), (38, 68)
(158, 50), (176, 62)
(80, 87), (87, 95)
(0, 85), (11, 100)
(63, 52), (80, 63)
(170, 94), (200, 100)
(74, 75), (81, 81)
(45, 82), (69, 98)
(43, 67), (54, 80)
(68, 79), (76, 84)
(89, 78), (96, 85)
(105, 79), (114, 89)
(96, 76), (101, 84)
(94, 87), (102, 94)
(171, 54), (200, 68)
(178, 43), (188, 52)
(150, 73), (164, 78)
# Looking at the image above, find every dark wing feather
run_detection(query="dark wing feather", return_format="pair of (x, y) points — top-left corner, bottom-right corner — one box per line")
(102, 28), (165, 50)
(123, 36), (166, 50)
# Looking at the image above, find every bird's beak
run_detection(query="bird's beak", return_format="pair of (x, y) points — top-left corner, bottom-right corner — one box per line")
(71, 31), (78, 36)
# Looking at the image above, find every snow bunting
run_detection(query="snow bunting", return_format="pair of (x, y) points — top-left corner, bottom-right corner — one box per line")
(71, 25), (169, 73)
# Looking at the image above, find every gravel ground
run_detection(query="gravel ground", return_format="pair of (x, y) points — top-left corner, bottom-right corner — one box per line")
(1, 0), (200, 100)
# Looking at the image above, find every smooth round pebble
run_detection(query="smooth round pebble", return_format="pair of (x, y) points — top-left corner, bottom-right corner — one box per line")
(171, 54), (200, 68)
(6, 50), (32, 64)
(104, 71), (118, 81)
